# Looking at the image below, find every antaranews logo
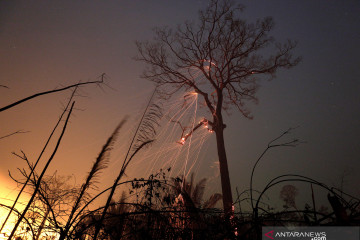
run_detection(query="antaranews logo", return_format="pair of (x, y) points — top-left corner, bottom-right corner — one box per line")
(264, 230), (326, 240)
(264, 230), (274, 239)
(263, 226), (359, 240)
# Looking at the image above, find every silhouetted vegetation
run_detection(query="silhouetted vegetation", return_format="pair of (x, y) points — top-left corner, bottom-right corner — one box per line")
(1, 1), (359, 240)
(1, 116), (359, 239)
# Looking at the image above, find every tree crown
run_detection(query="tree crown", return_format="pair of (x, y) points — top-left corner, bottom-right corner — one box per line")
(136, 0), (300, 118)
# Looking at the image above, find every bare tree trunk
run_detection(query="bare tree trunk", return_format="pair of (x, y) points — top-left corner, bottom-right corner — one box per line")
(214, 114), (233, 217)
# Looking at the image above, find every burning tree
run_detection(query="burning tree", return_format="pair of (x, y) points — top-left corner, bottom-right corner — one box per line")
(136, 0), (300, 216)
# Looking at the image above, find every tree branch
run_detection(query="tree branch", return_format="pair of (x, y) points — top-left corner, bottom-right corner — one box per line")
(0, 73), (106, 113)
(0, 130), (29, 140)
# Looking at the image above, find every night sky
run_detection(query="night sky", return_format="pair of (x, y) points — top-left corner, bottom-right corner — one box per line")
(1, 0), (359, 211)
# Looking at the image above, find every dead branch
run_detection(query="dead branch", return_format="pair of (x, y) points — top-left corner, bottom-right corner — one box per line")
(0, 130), (29, 140)
(0, 73), (106, 113)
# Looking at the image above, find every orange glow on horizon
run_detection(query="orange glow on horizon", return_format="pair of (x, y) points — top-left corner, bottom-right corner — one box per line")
(0, 207), (18, 239)
(0, 175), (28, 238)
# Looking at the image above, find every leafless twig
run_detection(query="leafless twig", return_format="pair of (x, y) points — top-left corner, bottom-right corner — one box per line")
(0, 130), (29, 140)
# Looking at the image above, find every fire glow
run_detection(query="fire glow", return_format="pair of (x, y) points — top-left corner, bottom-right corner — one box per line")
(177, 118), (213, 145)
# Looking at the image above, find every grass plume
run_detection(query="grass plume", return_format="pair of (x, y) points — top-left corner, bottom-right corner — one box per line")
(59, 119), (127, 240)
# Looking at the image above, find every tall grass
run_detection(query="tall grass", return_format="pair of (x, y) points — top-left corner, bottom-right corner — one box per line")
(93, 88), (162, 239)
(58, 119), (126, 240)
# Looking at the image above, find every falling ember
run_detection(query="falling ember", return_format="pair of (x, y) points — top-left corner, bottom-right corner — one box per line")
(200, 59), (217, 67)
(231, 204), (238, 237)
(235, 228), (239, 237)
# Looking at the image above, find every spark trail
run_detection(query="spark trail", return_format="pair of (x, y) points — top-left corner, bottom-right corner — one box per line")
(125, 89), (215, 181)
